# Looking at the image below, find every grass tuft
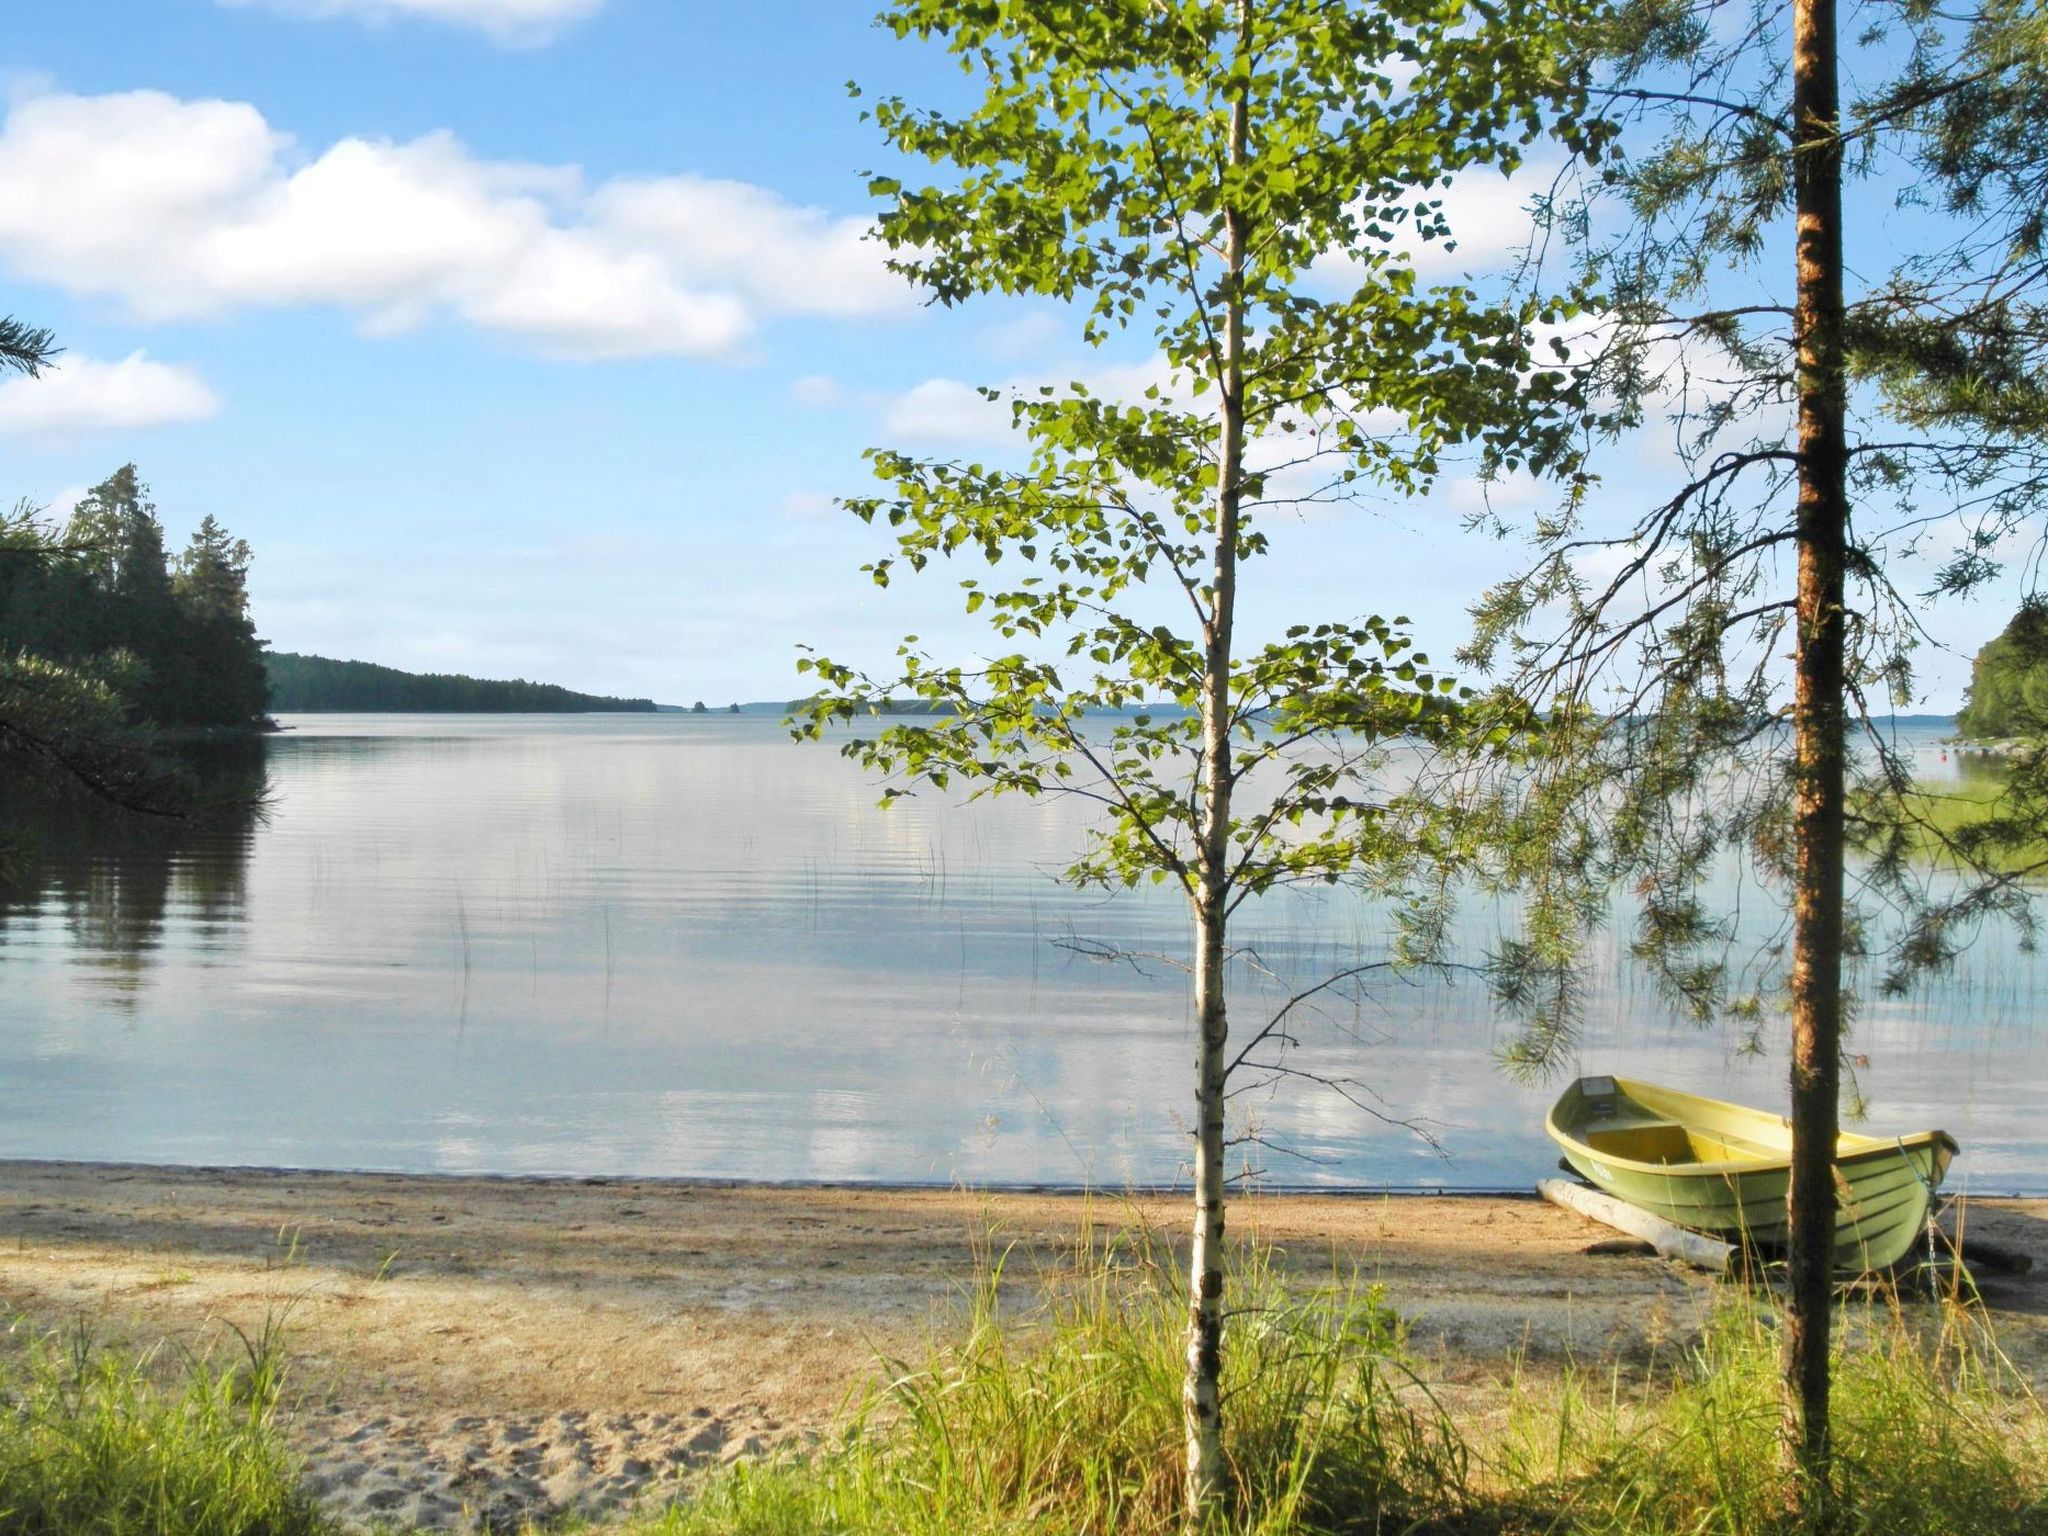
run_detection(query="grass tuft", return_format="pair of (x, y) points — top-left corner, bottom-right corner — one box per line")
(650, 1222), (1465, 1536)
(1504, 1297), (2048, 1535)
(0, 1316), (324, 1536)
(3, 1239), (2041, 1536)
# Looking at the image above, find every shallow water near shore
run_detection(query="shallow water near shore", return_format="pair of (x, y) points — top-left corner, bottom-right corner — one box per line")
(2, 712), (2043, 1190)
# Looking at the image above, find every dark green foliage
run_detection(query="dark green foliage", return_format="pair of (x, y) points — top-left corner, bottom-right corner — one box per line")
(1955, 599), (2048, 740)
(1, 335), (265, 840)
(0, 313), (58, 377)
(172, 517), (269, 731)
(0, 466), (271, 732)
(263, 651), (654, 712)
(1, 479), (259, 875)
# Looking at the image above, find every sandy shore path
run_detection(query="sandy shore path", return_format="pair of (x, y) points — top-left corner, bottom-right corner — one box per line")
(2, 1162), (2043, 1530)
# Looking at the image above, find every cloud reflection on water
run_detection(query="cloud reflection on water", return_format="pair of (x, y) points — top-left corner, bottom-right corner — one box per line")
(0, 714), (2040, 1191)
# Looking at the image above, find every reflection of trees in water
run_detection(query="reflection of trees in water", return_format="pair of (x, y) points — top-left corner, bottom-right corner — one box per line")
(0, 737), (267, 1004)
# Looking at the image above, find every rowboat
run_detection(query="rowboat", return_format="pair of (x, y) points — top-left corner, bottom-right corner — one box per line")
(1546, 1075), (1958, 1272)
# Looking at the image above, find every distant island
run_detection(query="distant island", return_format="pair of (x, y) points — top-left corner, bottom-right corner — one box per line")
(267, 653), (656, 713)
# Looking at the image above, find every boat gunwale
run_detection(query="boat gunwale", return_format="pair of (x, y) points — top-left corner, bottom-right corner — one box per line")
(1545, 1077), (1959, 1181)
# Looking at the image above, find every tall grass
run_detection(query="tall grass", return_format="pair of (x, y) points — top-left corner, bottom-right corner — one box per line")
(649, 1238), (2048, 1536)
(654, 1224), (1469, 1536)
(1499, 1296), (2048, 1535)
(2, 1241), (2040, 1536)
(0, 1316), (324, 1536)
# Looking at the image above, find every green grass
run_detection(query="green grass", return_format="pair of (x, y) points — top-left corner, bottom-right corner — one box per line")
(1495, 1298), (2048, 1535)
(0, 1316), (325, 1536)
(639, 1240), (2048, 1536)
(647, 1226), (1465, 1536)
(4, 1241), (2043, 1536)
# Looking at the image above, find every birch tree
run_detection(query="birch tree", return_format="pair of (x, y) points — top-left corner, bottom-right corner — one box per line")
(795, 1), (1599, 1525)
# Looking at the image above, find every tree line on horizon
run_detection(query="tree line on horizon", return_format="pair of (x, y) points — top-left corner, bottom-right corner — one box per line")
(267, 651), (655, 713)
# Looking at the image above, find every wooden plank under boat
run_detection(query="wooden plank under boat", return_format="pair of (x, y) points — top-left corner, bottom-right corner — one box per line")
(1546, 1075), (1958, 1272)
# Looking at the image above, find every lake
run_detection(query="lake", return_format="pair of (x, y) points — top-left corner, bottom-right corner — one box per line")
(3, 713), (2043, 1192)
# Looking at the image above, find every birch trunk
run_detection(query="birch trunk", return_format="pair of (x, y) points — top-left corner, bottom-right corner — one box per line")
(1183, 10), (1250, 1525)
(1785, 0), (1848, 1499)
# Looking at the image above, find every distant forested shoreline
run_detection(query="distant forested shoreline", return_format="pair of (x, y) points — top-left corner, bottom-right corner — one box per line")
(267, 652), (656, 713)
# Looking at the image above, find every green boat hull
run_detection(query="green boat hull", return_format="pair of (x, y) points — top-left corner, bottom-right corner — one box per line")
(1548, 1076), (1959, 1273)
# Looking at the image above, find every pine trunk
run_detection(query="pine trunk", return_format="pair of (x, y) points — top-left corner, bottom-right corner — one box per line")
(1183, 13), (1250, 1527)
(1785, 0), (1847, 1504)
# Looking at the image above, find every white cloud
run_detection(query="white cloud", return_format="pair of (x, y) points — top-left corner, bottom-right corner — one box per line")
(977, 309), (1064, 361)
(1405, 165), (1557, 277)
(593, 176), (914, 320)
(0, 352), (219, 436)
(874, 352), (1431, 529)
(217, 0), (605, 45)
(1311, 161), (1563, 290)
(36, 484), (89, 520)
(882, 378), (1002, 443)
(0, 90), (909, 362)
(790, 374), (842, 408)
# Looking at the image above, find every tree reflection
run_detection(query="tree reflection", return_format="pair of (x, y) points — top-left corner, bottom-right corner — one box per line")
(0, 737), (267, 1005)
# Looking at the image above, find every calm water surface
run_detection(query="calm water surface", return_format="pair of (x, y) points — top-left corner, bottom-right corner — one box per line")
(3, 713), (2043, 1190)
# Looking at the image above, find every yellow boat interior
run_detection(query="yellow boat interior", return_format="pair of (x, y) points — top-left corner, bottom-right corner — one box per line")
(1556, 1075), (1954, 1173)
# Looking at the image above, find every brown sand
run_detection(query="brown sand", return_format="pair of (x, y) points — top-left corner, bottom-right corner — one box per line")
(2, 1161), (2043, 1530)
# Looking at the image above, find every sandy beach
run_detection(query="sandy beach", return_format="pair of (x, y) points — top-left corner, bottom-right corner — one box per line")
(2, 1161), (2043, 1529)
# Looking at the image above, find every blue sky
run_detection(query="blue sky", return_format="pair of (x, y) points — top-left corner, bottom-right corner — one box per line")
(0, 1), (2016, 708)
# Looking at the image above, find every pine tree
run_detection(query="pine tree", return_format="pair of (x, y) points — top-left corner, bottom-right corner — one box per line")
(1461, 0), (2048, 1502)
(173, 515), (269, 728)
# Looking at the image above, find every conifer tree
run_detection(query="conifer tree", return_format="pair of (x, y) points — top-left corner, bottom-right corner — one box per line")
(1462, 0), (2048, 1502)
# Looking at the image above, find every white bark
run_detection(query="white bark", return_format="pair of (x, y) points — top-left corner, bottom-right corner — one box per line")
(1182, 7), (1250, 1525)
